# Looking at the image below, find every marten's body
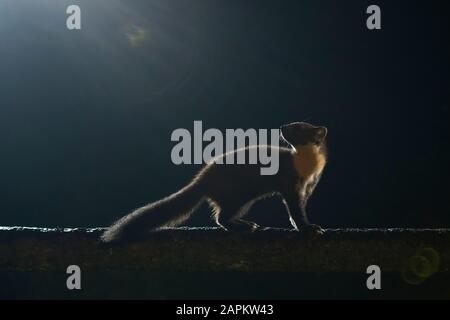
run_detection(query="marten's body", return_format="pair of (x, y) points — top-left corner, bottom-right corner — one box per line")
(101, 122), (328, 243)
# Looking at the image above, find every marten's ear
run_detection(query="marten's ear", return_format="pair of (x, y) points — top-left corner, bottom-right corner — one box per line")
(316, 126), (327, 140)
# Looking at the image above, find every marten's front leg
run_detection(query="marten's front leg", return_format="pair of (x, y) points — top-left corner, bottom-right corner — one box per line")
(283, 191), (324, 235)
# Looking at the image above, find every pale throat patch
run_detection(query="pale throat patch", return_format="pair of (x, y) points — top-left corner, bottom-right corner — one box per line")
(292, 143), (327, 185)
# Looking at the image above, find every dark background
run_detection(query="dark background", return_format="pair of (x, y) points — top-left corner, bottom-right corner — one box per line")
(0, 0), (449, 230)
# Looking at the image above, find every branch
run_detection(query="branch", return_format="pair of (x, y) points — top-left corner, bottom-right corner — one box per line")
(0, 226), (449, 273)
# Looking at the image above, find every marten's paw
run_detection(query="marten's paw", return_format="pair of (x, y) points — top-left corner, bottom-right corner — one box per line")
(301, 224), (325, 235)
(222, 220), (262, 232)
(242, 221), (262, 232)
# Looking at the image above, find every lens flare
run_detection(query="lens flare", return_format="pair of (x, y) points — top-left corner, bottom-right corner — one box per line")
(401, 247), (440, 285)
(124, 23), (149, 47)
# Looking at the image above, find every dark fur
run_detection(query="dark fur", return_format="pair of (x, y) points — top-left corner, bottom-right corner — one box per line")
(101, 122), (327, 243)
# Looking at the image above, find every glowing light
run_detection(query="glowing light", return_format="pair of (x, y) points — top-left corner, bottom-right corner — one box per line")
(124, 24), (149, 47)
(401, 247), (440, 285)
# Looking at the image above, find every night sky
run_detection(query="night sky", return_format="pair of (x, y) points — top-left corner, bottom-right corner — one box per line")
(0, 0), (448, 229)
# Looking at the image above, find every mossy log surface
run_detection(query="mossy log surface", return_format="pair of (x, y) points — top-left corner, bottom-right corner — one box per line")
(0, 226), (449, 273)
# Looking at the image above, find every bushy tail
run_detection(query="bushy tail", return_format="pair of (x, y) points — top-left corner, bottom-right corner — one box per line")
(101, 183), (204, 244)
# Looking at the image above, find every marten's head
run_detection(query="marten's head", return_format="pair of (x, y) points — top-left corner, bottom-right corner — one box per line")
(280, 122), (327, 147)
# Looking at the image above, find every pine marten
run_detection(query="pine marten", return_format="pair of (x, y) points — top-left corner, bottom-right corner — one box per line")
(101, 122), (328, 243)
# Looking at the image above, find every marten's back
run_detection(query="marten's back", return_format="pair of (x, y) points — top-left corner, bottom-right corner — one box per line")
(196, 146), (296, 202)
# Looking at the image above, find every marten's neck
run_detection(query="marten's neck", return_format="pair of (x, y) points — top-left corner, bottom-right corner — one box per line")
(292, 143), (327, 182)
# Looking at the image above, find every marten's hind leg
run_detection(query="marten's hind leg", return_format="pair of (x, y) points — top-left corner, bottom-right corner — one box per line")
(233, 218), (261, 230)
(219, 216), (260, 231)
(214, 207), (244, 231)
(216, 201), (261, 232)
